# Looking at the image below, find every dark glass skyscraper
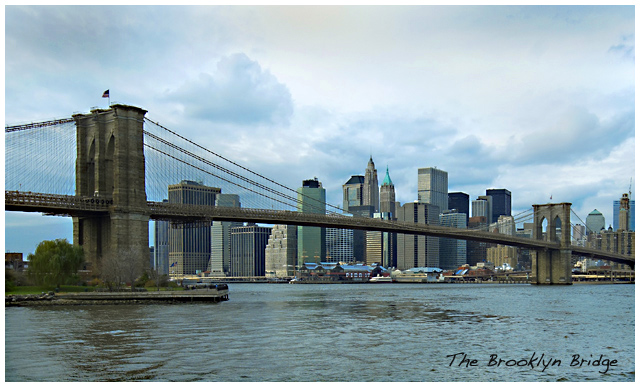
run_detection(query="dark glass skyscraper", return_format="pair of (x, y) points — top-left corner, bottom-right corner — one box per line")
(230, 224), (271, 277)
(448, 192), (469, 226)
(168, 180), (220, 275)
(486, 189), (511, 224)
(343, 175), (364, 211)
(297, 178), (326, 265)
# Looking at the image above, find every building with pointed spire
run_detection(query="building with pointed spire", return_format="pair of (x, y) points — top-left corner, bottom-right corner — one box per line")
(379, 166), (396, 219)
(363, 156), (379, 213)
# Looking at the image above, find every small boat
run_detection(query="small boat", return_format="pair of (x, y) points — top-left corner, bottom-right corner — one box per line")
(369, 275), (393, 283)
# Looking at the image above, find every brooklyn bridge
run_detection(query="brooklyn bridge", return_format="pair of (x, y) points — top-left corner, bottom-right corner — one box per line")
(5, 104), (634, 284)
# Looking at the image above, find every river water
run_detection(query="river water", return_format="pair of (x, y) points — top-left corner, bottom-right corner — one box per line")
(4, 283), (635, 382)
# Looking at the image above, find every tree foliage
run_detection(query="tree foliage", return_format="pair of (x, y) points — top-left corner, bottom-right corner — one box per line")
(100, 247), (144, 291)
(27, 239), (84, 288)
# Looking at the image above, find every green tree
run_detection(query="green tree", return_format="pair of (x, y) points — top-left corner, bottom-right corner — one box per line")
(27, 239), (84, 289)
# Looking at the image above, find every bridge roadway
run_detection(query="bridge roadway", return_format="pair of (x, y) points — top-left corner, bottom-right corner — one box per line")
(5, 191), (634, 267)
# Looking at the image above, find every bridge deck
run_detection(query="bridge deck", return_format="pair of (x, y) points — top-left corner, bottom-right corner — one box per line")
(5, 191), (634, 267)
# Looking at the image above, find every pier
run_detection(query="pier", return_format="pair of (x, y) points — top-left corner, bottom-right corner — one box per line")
(5, 288), (229, 307)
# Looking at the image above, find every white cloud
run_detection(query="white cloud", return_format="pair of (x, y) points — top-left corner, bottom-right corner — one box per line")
(165, 53), (293, 126)
(4, 5), (635, 252)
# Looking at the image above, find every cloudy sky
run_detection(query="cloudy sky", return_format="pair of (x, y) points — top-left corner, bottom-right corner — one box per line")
(4, 5), (635, 256)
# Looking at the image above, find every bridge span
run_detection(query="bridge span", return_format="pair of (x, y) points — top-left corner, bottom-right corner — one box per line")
(6, 190), (634, 268)
(5, 104), (635, 285)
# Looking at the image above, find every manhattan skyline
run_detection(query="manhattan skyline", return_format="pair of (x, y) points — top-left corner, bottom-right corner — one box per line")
(5, 5), (635, 256)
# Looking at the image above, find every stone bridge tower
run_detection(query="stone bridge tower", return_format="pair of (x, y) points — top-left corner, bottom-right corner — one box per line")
(531, 202), (573, 285)
(72, 105), (149, 275)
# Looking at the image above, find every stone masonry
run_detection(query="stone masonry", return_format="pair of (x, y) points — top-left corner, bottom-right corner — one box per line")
(72, 105), (149, 275)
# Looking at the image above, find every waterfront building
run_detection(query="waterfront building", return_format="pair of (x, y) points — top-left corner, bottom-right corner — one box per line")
(154, 200), (170, 275)
(417, 167), (448, 213)
(168, 180), (220, 276)
(209, 194), (242, 276)
(326, 227), (354, 263)
(264, 224), (297, 278)
(585, 209), (606, 235)
(297, 178), (326, 266)
(486, 189), (512, 224)
(448, 192), (469, 226)
(379, 167), (397, 219)
(397, 202), (440, 269)
(614, 193), (634, 231)
(439, 211), (467, 270)
(230, 223), (272, 277)
(363, 157), (380, 213)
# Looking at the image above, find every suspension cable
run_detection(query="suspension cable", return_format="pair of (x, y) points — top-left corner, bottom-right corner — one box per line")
(144, 117), (348, 214)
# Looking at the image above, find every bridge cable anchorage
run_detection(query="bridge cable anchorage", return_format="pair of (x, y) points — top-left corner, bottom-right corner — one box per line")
(143, 118), (347, 215)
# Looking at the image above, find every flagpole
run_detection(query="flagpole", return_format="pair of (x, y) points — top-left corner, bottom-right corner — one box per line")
(102, 89), (110, 107)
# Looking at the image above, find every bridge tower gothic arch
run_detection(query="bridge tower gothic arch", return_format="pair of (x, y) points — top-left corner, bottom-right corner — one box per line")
(72, 105), (149, 275)
(531, 202), (573, 285)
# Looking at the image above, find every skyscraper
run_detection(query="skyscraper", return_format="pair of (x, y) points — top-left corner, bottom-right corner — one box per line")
(168, 180), (220, 275)
(396, 202), (440, 269)
(210, 194), (241, 276)
(265, 224), (297, 277)
(585, 209), (606, 235)
(380, 166), (397, 219)
(486, 189), (512, 224)
(472, 196), (493, 226)
(467, 216), (488, 266)
(378, 168), (398, 268)
(417, 167), (448, 213)
(343, 175), (364, 212)
(326, 227), (354, 263)
(297, 178), (326, 265)
(614, 194), (635, 231)
(439, 211), (467, 270)
(448, 192), (469, 226)
(363, 156), (379, 213)
(497, 215), (516, 236)
(229, 223), (271, 277)
(154, 199), (169, 275)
